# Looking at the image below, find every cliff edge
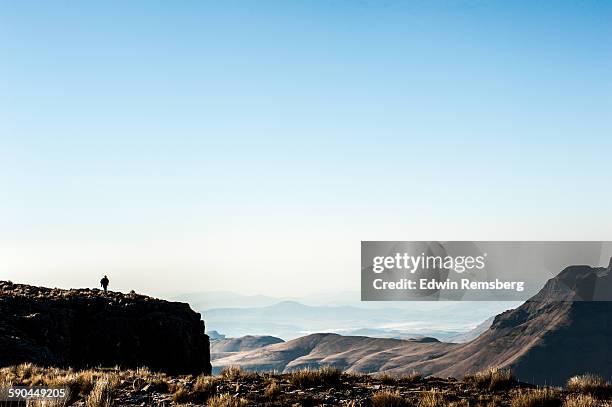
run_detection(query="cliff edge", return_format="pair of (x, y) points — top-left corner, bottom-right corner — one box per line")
(0, 281), (211, 375)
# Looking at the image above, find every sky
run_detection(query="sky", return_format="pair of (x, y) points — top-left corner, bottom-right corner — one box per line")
(1, 1), (611, 297)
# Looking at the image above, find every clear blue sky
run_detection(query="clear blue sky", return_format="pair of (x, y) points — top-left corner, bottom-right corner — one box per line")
(1, 1), (611, 295)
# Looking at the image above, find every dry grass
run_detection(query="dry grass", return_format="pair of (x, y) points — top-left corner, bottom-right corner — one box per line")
(418, 389), (445, 407)
(264, 379), (281, 399)
(171, 383), (191, 403)
(566, 374), (610, 396)
(171, 375), (218, 403)
(563, 394), (599, 407)
(0, 363), (99, 403)
(85, 376), (119, 407)
(206, 393), (249, 407)
(465, 368), (516, 391)
(25, 398), (70, 407)
(376, 372), (398, 384)
(510, 388), (562, 407)
(371, 390), (410, 407)
(483, 395), (504, 407)
(375, 371), (421, 385)
(73, 370), (96, 396)
(287, 366), (342, 388)
(4, 363), (611, 407)
(399, 371), (422, 384)
(194, 375), (218, 394)
(219, 366), (255, 381)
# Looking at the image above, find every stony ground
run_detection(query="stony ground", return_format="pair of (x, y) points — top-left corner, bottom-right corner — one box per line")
(1, 364), (611, 406)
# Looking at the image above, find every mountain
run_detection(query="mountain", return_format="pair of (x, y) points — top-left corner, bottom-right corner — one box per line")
(417, 261), (612, 385)
(212, 333), (452, 374)
(448, 316), (495, 343)
(211, 335), (284, 362)
(203, 300), (512, 341)
(207, 330), (226, 340)
(0, 281), (211, 375)
(211, 335), (284, 353)
(173, 291), (287, 310)
(213, 260), (612, 385)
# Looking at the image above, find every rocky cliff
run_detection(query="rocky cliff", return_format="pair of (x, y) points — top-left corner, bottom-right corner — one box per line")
(0, 281), (211, 375)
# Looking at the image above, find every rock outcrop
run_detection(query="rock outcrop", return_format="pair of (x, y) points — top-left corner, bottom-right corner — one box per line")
(427, 261), (612, 385)
(0, 281), (211, 375)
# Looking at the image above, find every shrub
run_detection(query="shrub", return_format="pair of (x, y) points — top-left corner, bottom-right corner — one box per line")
(371, 390), (410, 407)
(510, 388), (562, 407)
(465, 368), (516, 391)
(288, 366), (341, 388)
(563, 394), (599, 407)
(566, 374), (609, 396)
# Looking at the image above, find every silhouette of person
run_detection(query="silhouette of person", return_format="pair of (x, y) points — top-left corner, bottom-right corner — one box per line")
(100, 275), (109, 292)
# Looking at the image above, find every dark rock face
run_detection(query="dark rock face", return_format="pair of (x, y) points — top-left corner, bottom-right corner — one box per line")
(0, 282), (211, 375)
(429, 260), (612, 385)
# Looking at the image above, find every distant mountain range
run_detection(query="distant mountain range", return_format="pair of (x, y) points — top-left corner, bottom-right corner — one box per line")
(195, 297), (515, 341)
(213, 261), (612, 385)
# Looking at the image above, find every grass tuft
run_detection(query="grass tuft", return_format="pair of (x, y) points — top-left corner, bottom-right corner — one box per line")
(206, 393), (249, 407)
(418, 389), (445, 407)
(85, 376), (119, 407)
(510, 388), (562, 407)
(566, 374), (610, 396)
(264, 379), (281, 399)
(371, 390), (410, 407)
(287, 366), (342, 389)
(464, 368), (516, 391)
(220, 366), (253, 381)
(563, 394), (599, 407)
(376, 372), (398, 384)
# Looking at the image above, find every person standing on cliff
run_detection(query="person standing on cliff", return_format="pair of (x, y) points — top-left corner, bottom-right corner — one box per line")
(100, 275), (109, 293)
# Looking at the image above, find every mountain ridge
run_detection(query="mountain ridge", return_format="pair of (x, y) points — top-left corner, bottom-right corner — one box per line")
(214, 261), (612, 385)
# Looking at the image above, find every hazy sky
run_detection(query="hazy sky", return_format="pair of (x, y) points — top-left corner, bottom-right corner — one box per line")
(1, 1), (611, 297)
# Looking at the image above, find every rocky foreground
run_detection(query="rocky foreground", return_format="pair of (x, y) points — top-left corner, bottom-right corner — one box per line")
(1, 364), (611, 406)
